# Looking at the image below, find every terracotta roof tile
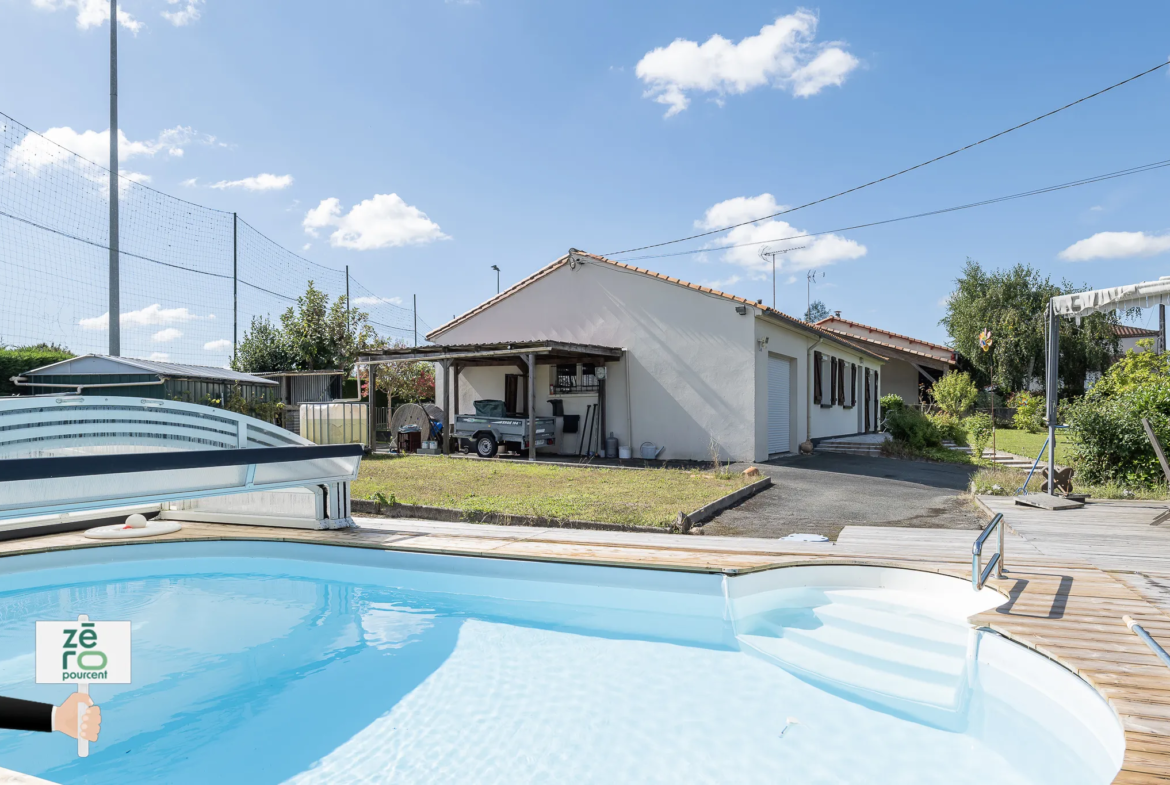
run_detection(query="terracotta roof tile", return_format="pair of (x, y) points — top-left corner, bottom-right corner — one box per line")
(814, 315), (954, 354)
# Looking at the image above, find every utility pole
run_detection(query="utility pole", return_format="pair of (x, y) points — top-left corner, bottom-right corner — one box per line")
(232, 213), (238, 361)
(491, 264), (500, 294)
(413, 294), (417, 347)
(345, 265), (350, 345)
(108, 0), (120, 356)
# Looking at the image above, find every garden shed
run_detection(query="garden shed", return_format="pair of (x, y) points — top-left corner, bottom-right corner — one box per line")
(11, 354), (277, 405)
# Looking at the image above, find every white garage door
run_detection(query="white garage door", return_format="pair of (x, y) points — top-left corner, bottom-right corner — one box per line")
(767, 355), (790, 455)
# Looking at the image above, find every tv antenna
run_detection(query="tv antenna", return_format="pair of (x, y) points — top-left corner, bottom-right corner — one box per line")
(757, 246), (807, 309)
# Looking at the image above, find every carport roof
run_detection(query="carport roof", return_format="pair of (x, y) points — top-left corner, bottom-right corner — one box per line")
(426, 250), (888, 363)
(359, 340), (623, 366)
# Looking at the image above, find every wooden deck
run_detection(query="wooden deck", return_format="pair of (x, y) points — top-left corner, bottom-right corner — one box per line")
(2, 498), (1170, 783)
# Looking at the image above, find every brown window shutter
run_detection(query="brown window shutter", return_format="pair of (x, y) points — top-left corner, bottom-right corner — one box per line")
(837, 359), (845, 406)
(829, 357), (836, 405)
(850, 363), (857, 407)
(813, 351), (822, 405)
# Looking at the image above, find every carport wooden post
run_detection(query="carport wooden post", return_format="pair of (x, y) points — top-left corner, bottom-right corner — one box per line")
(452, 362), (461, 449)
(527, 353), (536, 461)
(440, 359), (451, 454)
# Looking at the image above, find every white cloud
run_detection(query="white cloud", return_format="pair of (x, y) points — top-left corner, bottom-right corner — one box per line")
(148, 352), (170, 362)
(204, 339), (232, 351)
(5, 125), (198, 187)
(32, 0), (143, 32)
(181, 177), (198, 187)
(635, 11), (859, 117)
(162, 0), (203, 26)
(1058, 231), (1170, 261)
(303, 194), (448, 250)
(302, 243), (311, 251)
(697, 193), (866, 273)
(210, 173), (294, 191)
(152, 327), (183, 342)
(79, 304), (201, 331)
(699, 275), (742, 291)
(352, 295), (404, 306)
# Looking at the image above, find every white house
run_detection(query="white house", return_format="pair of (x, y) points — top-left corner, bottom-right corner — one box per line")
(422, 250), (886, 463)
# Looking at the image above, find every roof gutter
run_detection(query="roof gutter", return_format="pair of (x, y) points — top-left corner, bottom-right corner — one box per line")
(10, 377), (167, 396)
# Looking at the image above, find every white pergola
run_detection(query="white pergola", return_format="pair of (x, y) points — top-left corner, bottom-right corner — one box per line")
(1045, 276), (1170, 489)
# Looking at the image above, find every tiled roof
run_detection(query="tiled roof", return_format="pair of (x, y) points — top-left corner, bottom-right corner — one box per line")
(814, 315), (953, 354)
(426, 250), (888, 362)
(1113, 324), (1161, 338)
(814, 326), (955, 367)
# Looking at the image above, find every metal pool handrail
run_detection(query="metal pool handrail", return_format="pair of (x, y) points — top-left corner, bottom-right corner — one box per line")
(1124, 615), (1170, 670)
(972, 513), (1005, 591)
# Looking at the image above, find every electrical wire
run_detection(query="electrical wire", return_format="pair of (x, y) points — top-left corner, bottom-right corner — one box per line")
(616, 157), (1170, 262)
(605, 60), (1170, 257)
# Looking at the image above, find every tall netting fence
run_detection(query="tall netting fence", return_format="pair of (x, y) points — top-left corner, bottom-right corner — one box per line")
(0, 111), (423, 368)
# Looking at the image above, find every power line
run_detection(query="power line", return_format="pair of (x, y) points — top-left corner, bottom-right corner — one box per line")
(616, 157), (1170, 262)
(605, 60), (1170, 257)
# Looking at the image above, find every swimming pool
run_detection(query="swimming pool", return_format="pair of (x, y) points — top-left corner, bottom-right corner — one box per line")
(0, 541), (1123, 784)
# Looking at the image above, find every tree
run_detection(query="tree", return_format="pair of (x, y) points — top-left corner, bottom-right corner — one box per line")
(367, 346), (435, 405)
(805, 300), (831, 322)
(940, 259), (1122, 397)
(233, 281), (381, 373)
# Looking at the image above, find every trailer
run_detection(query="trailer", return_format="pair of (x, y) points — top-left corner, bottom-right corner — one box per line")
(454, 400), (555, 457)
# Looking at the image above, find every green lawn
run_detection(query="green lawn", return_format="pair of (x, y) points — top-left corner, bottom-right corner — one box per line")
(353, 455), (756, 528)
(987, 427), (1077, 465)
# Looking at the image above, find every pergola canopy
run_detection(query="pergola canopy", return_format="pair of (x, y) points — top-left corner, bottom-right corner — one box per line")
(1052, 277), (1170, 318)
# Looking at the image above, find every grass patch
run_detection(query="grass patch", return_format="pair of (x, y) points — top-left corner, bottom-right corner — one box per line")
(880, 440), (976, 465)
(986, 428), (1076, 465)
(969, 465), (1168, 500)
(353, 455), (756, 528)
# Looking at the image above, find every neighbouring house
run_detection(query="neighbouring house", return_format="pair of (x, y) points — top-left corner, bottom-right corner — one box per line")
(12, 354), (278, 403)
(422, 250), (888, 462)
(1113, 323), (1162, 355)
(813, 315), (957, 405)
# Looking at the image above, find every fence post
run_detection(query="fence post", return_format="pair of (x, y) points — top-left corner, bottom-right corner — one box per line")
(232, 212), (238, 362)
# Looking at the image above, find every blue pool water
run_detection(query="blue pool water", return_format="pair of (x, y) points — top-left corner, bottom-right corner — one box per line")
(0, 542), (1122, 784)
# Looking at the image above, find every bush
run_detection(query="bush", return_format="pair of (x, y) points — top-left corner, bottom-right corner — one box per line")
(1066, 373), (1170, 488)
(965, 412), (993, 460)
(0, 345), (73, 396)
(931, 372), (979, 417)
(885, 406), (943, 450)
(928, 411), (968, 446)
(880, 393), (905, 415)
(1009, 391), (1045, 433)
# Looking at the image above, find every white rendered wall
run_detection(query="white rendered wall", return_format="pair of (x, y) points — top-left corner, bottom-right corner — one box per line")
(878, 359), (921, 407)
(434, 260), (759, 461)
(808, 344), (883, 440)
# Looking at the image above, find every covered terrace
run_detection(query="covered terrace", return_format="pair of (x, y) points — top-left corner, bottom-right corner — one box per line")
(359, 340), (624, 460)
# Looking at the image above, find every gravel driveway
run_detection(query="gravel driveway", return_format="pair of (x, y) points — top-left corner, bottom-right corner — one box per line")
(702, 452), (984, 541)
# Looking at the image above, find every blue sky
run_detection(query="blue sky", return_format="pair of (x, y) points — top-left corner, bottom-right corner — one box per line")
(3, 0), (1169, 350)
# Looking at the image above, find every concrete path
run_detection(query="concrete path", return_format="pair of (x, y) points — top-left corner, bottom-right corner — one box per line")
(703, 452), (983, 540)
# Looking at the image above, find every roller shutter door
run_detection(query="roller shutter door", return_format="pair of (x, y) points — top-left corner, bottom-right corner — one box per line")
(767, 356), (790, 454)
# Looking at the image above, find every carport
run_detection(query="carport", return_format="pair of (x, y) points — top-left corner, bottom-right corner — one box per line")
(359, 341), (623, 460)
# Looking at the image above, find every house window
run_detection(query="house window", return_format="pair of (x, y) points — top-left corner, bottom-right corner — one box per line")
(550, 363), (599, 394)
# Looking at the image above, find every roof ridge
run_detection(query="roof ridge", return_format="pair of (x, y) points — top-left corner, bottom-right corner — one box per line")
(428, 249), (887, 362)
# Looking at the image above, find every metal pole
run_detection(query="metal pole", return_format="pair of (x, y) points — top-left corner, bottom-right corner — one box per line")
(345, 265), (350, 346)
(232, 213), (238, 361)
(413, 294), (417, 347)
(1046, 300), (1059, 493)
(1159, 303), (1166, 355)
(367, 363), (377, 453)
(772, 257), (776, 309)
(108, 0), (120, 357)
